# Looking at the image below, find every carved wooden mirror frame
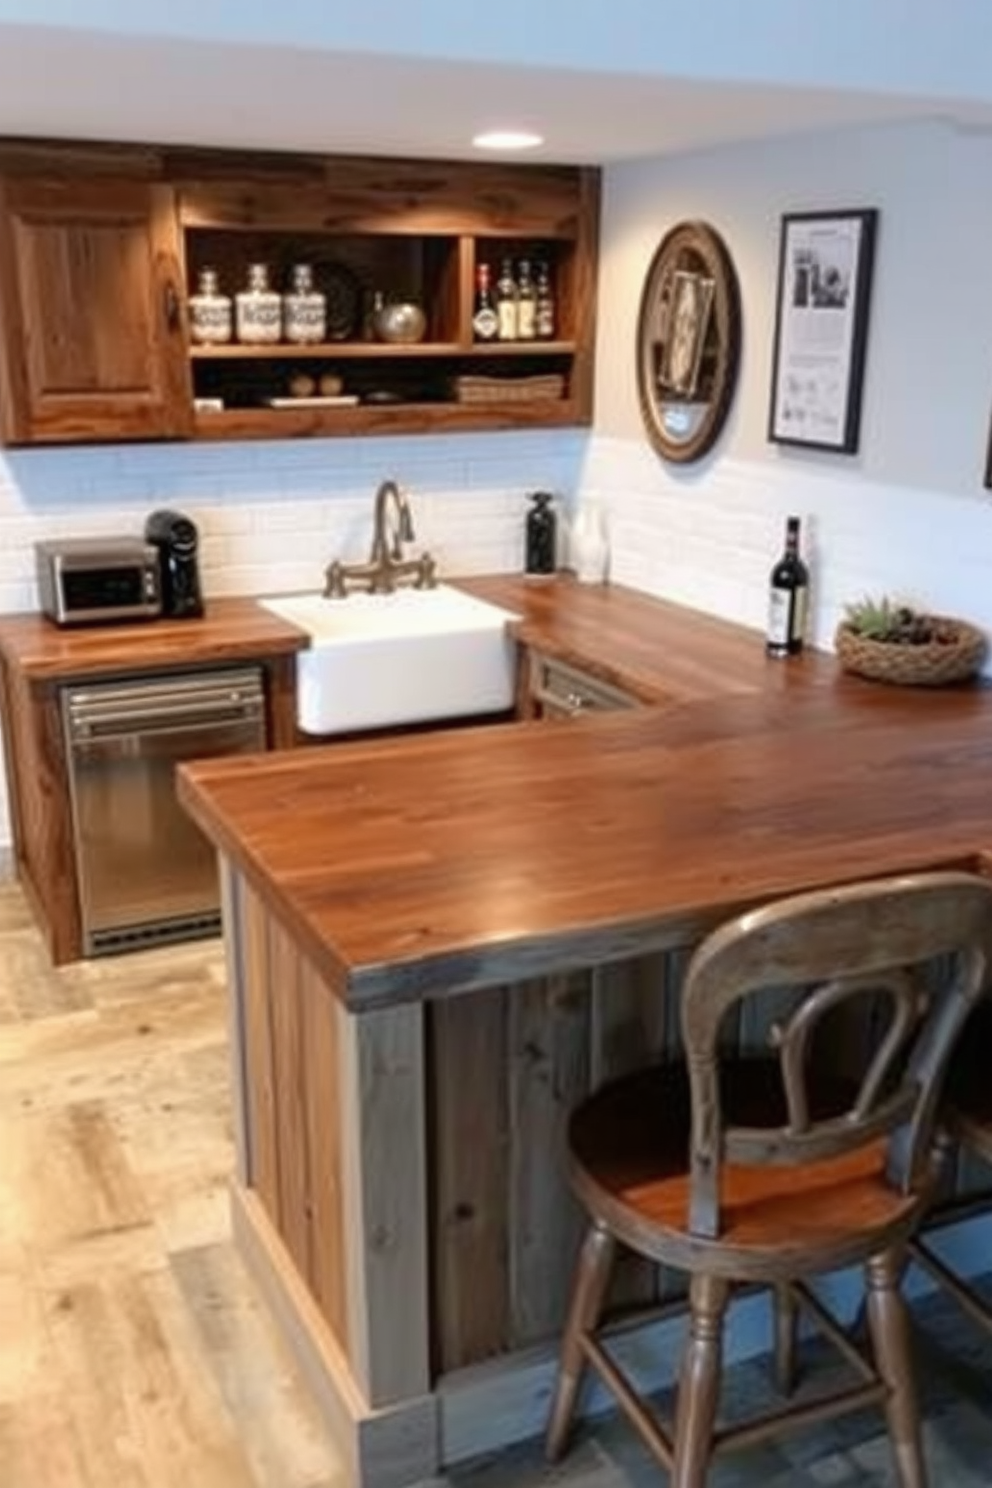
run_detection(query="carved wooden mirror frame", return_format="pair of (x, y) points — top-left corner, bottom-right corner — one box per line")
(636, 220), (742, 464)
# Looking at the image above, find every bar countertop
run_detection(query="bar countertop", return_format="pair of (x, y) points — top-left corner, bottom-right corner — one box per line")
(178, 576), (992, 1009)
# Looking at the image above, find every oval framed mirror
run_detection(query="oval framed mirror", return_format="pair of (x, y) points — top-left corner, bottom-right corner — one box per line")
(635, 220), (742, 464)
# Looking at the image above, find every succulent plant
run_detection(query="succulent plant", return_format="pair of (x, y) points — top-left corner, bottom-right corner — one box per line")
(842, 596), (936, 646)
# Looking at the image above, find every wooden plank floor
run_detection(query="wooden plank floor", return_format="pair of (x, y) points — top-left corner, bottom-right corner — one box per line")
(0, 879), (345, 1488)
(3, 875), (992, 1488)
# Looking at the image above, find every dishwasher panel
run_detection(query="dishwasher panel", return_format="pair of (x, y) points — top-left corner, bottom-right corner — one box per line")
(62, 667), (266, 955)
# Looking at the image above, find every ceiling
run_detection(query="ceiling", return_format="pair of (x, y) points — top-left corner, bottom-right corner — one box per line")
(0, 21), (989, 165)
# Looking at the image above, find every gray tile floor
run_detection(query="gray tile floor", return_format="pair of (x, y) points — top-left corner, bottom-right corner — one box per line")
(453, 1279), (992, 1487)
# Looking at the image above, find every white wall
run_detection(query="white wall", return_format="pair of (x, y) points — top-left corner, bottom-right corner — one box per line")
(0, 429), (584, 851)
(580, 118), (992, 650)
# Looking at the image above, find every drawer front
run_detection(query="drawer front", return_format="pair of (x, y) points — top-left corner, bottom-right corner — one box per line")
(530, 652), (639, 718)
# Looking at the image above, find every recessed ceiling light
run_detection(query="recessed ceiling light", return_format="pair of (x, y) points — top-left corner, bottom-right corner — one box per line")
(472, 129), (544, 152)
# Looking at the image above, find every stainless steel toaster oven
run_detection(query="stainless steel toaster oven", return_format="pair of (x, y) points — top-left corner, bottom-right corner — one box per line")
(35, 537), (162, 626)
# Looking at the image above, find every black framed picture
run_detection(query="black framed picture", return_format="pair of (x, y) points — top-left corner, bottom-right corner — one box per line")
(767, 208), (878, 454)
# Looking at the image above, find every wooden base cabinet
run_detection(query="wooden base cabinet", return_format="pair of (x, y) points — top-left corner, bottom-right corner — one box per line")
(0, 635), (298, 965)
(0, 142), (600, 446)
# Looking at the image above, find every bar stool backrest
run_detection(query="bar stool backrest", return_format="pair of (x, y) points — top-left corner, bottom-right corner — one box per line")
(681, 871), (992, 1238)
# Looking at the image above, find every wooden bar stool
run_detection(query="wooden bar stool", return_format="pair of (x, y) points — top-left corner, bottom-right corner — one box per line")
(545, 871), (992, 1488)
(908, 997), (992, 1332)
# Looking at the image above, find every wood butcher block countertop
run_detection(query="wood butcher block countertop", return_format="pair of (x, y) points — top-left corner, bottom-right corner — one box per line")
(178, 575), (992, 1010)
(0, 594), (307, 682)
(0, 594), (312, 686)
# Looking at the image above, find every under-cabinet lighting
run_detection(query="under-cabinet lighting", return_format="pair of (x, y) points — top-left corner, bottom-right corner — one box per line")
(472, 129), (544, 151)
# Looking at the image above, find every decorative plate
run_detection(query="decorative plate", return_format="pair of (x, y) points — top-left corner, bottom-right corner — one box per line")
(313, 260), (363, 342)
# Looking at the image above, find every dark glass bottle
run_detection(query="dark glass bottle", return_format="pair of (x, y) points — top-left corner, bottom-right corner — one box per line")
(496, 258), (518, 341)
(525, 491), (557, 576)
(535, 260), (555, 340)
(472, 263), (499, 342)
(766, 515), (809, 656)
(516, 258), (537, 340)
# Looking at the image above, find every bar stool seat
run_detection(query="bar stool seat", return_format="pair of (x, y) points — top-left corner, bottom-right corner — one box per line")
(545, 870), (992, 1488)
(570, 1060), (920, 1281)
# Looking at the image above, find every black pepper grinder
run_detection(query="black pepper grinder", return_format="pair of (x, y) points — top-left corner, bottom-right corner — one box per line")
(525, 490), (557, 576)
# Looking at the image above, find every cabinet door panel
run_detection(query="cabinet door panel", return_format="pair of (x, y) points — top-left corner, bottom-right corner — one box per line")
(0, 178), (192, 444)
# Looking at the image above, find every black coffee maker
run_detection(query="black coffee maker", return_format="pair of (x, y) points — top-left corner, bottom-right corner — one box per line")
(144, 509), (204, 619)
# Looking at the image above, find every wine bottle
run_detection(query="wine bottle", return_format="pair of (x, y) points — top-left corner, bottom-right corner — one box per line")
(472, 263), (499, 342)
(515, 258), (537, 340)
(496, 258), (518, 341)
(535, 260), (555, 340)
(766, 515), (809, 657)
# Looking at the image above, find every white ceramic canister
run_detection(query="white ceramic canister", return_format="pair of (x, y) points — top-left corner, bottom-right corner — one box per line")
(569, 501), (609, 583)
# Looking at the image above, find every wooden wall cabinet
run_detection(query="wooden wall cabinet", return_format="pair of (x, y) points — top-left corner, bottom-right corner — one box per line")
(0, 175), (192, 443)
(0, 143), (600, 446)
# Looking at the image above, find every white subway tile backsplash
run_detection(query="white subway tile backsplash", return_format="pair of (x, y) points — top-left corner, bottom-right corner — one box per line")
(579, 439), (992, 659)
(3, 424), (990, 854)
(0, 429), (582, 847)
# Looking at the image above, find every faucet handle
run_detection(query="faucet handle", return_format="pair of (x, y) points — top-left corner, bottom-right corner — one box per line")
(323, 560), (347, 598)
(414, 552), (438, 589)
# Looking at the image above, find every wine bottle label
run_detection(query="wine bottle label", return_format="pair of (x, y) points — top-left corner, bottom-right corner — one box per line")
(497, 301), (518, 340)
(517, 300), (537, 339)
(791, 586), (808, 642)
(767, 588), (791, 647)
(768, 584), (807, 649)
(473, 305), (499, 340)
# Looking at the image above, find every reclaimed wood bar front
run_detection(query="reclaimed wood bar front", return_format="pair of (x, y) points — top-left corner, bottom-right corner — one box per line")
(178, 580), (992, 1488)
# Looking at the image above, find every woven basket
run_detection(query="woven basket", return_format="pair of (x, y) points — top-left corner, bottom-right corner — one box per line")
(453, 373), (565, 405)
(834, 615), (987, 686)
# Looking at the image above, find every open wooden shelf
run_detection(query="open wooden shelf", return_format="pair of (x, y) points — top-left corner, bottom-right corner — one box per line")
(189, 340), (577, 361)
(193, 398), (587, 441)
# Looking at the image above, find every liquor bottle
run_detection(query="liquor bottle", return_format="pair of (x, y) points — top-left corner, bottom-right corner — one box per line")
(496, 257), (518, 341)
(524, 490), (557, 576)
(188, 267), (233, 345)
(516, 258), (537, 340)
(282, 263), (327, 344)
(535, 260), (555, 340)
(766, 515), (809, 657)
(472, 263), (499, 342)
(235, 262), (282, 344)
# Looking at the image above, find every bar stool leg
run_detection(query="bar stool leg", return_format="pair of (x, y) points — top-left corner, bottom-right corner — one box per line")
(772, 1281), (799, 1396)
(671, 1273), (731, 1488)
(865, 1249), (928, 1488)
(545, 1222), (617, 1462)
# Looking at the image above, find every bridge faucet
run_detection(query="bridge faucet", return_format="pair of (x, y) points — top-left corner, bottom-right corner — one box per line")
(322, 479), (438, 597)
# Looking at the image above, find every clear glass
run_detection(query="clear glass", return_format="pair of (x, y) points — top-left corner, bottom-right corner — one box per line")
(188, 266), (233, 345)
(236, 262), (282, 344)
(283, 262), (327, 344)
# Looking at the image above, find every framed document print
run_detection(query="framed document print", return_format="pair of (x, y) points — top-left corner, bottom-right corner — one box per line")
(768, 208), (878, 454)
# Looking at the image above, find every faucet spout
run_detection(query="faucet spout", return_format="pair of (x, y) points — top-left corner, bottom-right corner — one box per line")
(323, 479), (437, 597)
(372, 480), (414, 565)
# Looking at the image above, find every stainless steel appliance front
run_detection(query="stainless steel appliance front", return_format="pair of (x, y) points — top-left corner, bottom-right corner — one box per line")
(36, 537), (162, 626)
(61, 668), (267, 955)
